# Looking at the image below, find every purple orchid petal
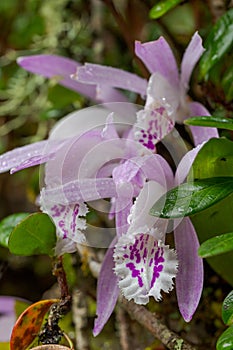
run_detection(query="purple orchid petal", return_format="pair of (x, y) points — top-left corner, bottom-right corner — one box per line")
(135, 38), (179, 88)
(175, 142), (205, 185)
(114, 183), (133, 237)
(174, 217), (203, 322)
(41, 178), (117, 204)
(93, 239), (119, 336)
(115, 200), (131, 237)
(114, 233), (178, 304)
(17, 54), (99, 100)
(0, 139), (65, 174)
(75, 63), (147, 97)
(96, 84), (129, 103)
(142, 155), (174, 189)
(188, 102), (219, 146)
(180, 32), (205, 93)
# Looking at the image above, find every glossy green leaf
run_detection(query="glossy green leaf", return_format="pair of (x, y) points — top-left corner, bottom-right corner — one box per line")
(198, 232), (233, 258)
(199, 8), (233, 79)
(222, 291), (233, 325)
(150, 177), (233, 219)
(185, 116), (233, 131)
(217, 325), (233, 350)
(188, 137), (233, 181)
(0, 213), (29, 248)
(8, 213), (56, 256)
(149, 0), (182, 19)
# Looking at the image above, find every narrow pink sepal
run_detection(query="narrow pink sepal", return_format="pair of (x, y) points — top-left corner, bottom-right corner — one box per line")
(174, 217), (203, 322)
(17, 54), (97, 100)
(93, 241), (119, 336)
(0, 140), (64, 174)
(188, 102), (219, 146)
(174, 143), (204, 185)
(76, 63), (147, 97)
(180, 32), (205, 92)
(135, 38), (179, 88)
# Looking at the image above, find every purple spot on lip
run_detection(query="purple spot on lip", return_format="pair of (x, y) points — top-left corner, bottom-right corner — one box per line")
(126, 262), (143, 288)
(150, 248), (165, 289)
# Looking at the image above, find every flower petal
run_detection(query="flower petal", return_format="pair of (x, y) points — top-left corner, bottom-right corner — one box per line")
(128, 181), (168, 238)
(41, 178), (117, 204)
(134, 102), (174, 151)
(0, 140), (65, 174)
(141, 155), (174, 189)
(180, 32), (205, 93)
(75, 63), (147, 97)
(174, 217), (203, 322)
(146, 73), (179, 111)
(96, 84), (129, 103)
(93, 240), (119, 336)
(175, 142), (205, 185)
(41, 197), (88, 255)
(114, 233), (178, 304)
(114, 183), (133, 237)
(17, 54), (98, 100)
(188, 102), (219, 146)
(135, 38), (179, 88)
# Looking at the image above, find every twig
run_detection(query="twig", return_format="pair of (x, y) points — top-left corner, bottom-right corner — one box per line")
(120, 296), (198, 350)
(52, 256), (70, 300)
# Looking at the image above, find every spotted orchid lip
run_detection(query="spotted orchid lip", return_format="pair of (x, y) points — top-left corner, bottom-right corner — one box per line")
(114, 233), (178, 304)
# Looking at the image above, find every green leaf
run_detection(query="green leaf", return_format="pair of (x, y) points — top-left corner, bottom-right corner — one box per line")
(222, 291), (233, 326)
(150, 177), (233, 219)
(185, 116), (233, 130)
(149, 0), (182, 19)
(188, 137), (233, 181)
(199, 8), (233, 79)
(217, 325), (233, 350)
(8, 213), (56, 256)
(0, 213), (29, 248)
(198, 232), (233, 258)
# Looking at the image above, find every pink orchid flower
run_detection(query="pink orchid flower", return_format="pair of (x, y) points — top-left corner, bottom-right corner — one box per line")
(93, 142), (204, 335)
(17, 32), (217, 154)
(74, 32), (218, 150)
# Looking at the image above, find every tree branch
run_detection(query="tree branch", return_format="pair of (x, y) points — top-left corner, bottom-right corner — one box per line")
(120, 296), (198, 350)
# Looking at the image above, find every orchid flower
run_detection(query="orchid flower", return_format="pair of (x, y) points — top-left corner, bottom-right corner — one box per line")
(74, 32), (218, 150)
(0, 102), (204, 335)
(17, 33), (218, 154)
(93, 143), (204, 336)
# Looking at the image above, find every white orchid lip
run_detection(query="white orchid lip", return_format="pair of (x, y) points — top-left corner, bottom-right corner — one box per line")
(114, 232), (178, 305)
